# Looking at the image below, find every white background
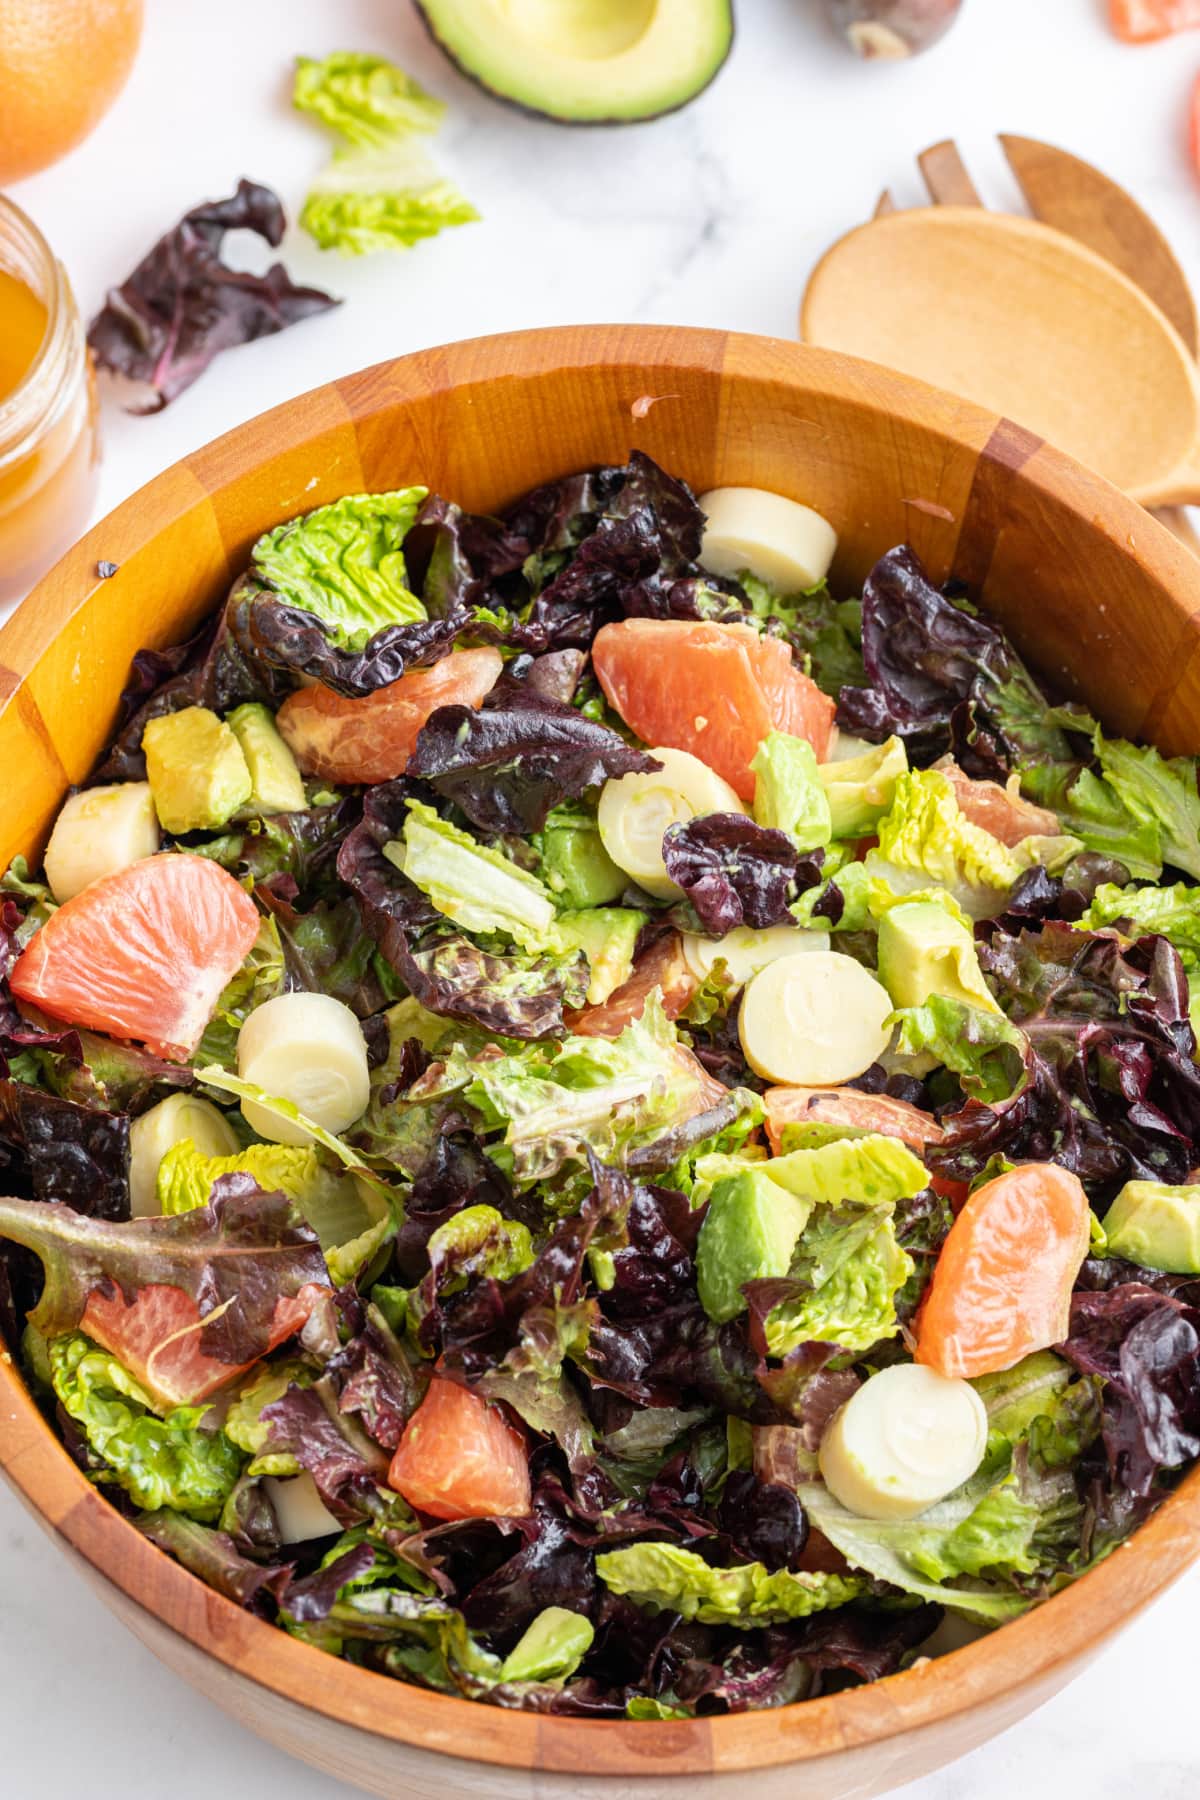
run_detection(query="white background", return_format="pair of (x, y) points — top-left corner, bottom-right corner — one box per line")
(3, 0), (1200, 1793)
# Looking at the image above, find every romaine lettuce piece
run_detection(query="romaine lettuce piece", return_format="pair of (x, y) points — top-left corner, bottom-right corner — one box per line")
(594, 1542), (865, 1626)
(251, 489), (428, 646)
(223, 1359), (315, 1472)
(425, 1204), (535, 1292)
(390, 800), (558, 951)
(868, 769), (1080, 919)
(301, 153), (480, 256)
(1096, 734), (1200, 882)
(765, 1132), (930, 1207)
(891, 995), (1029, 1103)
(431, 993), (722, 1186)
(158, 1131), (393, 1284)
(804, 1349), (1100, 1621)
(49, 1333), (243, 1520)
(762, 1203), (913, 1357)
(294, 52), (478, 257)
(294, 51), (446, 145)
(750, 731), (832, 851)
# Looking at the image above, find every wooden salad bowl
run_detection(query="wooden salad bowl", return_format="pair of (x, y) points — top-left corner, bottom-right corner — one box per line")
(2, 326), (1200, 1798)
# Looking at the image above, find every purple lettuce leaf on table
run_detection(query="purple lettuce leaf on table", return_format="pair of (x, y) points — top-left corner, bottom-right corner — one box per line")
(87, 181), (339, 412)
(662, 814), (824, 936)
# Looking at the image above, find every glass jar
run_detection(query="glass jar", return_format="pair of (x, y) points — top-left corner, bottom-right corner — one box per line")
(0, 195), (100, 608)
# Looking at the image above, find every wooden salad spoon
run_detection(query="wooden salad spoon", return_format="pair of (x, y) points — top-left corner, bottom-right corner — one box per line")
(860, 136), (1200, 551)
(801, 205), (1200, 508)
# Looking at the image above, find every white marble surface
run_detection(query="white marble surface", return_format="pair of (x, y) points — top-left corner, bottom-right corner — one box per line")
(3, 0), (1200, 1792)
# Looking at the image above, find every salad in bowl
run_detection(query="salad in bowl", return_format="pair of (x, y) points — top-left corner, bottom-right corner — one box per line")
(1, 451), (1198, 1718)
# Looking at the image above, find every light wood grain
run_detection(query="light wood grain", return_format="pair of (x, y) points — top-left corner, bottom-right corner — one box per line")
(1000, 133), (1199, 356)
(1, 328), (1199, 1797)
(802, 208), (1200, 507)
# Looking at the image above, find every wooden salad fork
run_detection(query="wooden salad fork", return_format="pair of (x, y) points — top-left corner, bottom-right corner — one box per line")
(872, 135), (1200, 553)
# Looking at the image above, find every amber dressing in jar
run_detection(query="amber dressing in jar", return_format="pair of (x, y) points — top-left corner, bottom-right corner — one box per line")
(0, 196), (99, 607)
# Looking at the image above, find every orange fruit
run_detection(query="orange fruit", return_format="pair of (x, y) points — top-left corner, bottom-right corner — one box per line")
(0, 0), (144, 184)
(388, 1376), (531, 1521)
(763, 1085), (945, 1155)
(567, 930), (696, 1038)
(916, 1162), (1091, 1379)
(276, 647), (503, 786)
(10, 852), (260, 1062)
(81, 1281), (322, 1408)
(591, 619), (835, 800)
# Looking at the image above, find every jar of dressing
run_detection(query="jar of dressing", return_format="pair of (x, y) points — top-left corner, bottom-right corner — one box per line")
(0, 195), (99, 608)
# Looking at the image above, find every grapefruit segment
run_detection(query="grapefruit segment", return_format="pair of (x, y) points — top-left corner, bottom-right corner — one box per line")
(916, 1162), (1091, 1379)
(80, 1280), (323, 1408)
(276, 647), (503, 785)
(388, 1375), (531, 1520)
(764, 1086), (945, 1154)
(567, 931), (696, 1037)
(10, 853), (260, 1062)
(592, 619), (833, 800)
(934, 758), (1061, 847)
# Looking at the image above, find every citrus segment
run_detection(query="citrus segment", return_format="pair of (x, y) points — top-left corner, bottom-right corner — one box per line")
(388, 1375), (531, 1520)
(764, 1085), (945, 1154)
(10, 852), (260, 1062)
(916, 1162), (1091, 1379)
(80, 1280), (321, 1408)
(592, 619), (832, 800)
(276, 647), (503, 785)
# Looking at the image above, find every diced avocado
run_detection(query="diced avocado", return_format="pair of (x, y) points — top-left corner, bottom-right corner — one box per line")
(555, 908), (646, 1004)
(876, 899), (999, 1014)
(499, 1606), (595, 1684)
(228, 703), (307, 817)
(696, 1168), (811, 1324)
(818, 736), (907, 840)
(414, 0), (734, 125)
(1103, 1180), (1200, 1274)
(540, 809), (627, 909)
(143, 706), (252, 835)
(751, 732), (832, 851)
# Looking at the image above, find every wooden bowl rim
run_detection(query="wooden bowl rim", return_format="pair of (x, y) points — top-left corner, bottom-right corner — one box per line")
(2, 325), (1199, 1778)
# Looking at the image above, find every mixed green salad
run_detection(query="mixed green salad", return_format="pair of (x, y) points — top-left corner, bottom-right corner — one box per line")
(2, 453), (1199, 1717)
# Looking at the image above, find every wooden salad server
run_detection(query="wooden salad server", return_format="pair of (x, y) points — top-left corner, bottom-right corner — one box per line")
(801, 138), (1200, 524)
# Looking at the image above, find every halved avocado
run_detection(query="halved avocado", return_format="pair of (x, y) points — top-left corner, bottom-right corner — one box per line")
(415, 0), (734, 124)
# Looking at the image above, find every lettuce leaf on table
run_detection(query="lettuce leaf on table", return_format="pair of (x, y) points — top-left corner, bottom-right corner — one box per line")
(294, 52), (478, 257)
(86, 181), (338, 411)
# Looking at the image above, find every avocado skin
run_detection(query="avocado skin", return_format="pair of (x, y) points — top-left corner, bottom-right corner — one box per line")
(412, 2), (735, 126)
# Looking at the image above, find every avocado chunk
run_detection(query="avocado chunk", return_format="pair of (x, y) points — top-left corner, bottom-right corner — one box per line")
(876, 899), (999, 1014)
(414, 0), (734, 124)
(697, 1168), (811, 1324)
(143, 706), (252, 834)
(228, 703), (307, 817)
(540, 808), (627, 909)
(500, 1606), (595, 1683)
(555, 908), (646, 1004)
(819, 736), (907, 840)
(1103, 1180), (1200, 1274)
